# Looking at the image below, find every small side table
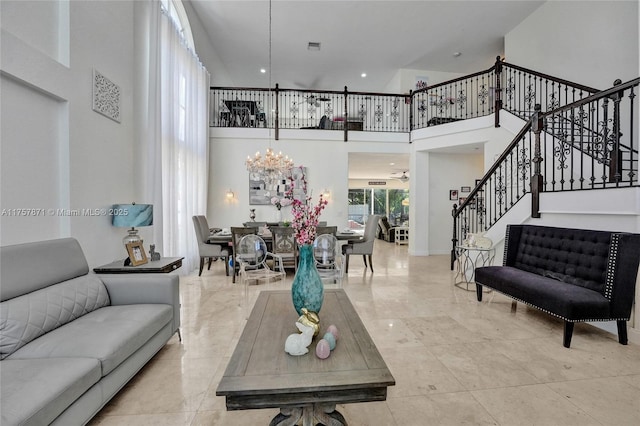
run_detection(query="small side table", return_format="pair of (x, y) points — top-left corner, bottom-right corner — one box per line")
(454, 246), (494, 291)
(94, 257), (184, 274)
(394, 227), (409, 245)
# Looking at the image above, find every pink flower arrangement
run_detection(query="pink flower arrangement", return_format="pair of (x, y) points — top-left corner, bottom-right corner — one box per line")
(271, 196), (292, 210)
(285, 166), (328, 245)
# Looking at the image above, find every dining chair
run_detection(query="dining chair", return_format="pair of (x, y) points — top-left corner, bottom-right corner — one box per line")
(231, 226), (258, 283)
(342, 214), (382, 273)
(313, 234), (345, 286)
(236, 234), (285, 317)
(192, 215), (229, 276)
(270, 226), (298, 271)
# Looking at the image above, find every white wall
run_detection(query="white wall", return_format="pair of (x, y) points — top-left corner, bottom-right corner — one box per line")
(505, 0), (639, 88)
(1, 1), (137, 267)
(428, 153), (484, 255)
(384, 68), (465, 94)
(207, 128), (409, 230)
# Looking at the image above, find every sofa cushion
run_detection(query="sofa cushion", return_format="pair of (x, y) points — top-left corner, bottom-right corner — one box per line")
(0, 357), (101, 426)
(1, 238), (89, 302)
(475, 266), (611, 321)
(0, 275), (110, 360)
(9, 304), (173, 376)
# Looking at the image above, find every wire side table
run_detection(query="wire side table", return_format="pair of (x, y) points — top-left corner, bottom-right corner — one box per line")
(454, 245), (495, 291)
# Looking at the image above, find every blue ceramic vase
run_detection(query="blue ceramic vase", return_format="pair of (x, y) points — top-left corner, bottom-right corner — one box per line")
(291, 244), (324, 315)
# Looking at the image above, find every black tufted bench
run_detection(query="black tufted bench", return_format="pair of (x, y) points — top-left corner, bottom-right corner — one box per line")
(475, 224), (640, 348)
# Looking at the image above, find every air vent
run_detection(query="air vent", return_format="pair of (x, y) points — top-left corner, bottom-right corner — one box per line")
(307, 42), (321, 51)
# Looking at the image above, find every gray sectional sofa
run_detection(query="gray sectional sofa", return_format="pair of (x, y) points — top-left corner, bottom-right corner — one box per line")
(0, 238), (181, 425)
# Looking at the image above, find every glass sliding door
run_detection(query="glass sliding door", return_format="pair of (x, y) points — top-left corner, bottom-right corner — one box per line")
(348, 188), (409, 228)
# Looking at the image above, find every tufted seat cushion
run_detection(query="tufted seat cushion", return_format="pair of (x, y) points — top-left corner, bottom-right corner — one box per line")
(475, 266), (611, 320)
(513, 226), (610, 293)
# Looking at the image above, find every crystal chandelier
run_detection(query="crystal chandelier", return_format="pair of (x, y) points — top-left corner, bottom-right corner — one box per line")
(245, 148), (294, 183)
(245, 0), (293, 184)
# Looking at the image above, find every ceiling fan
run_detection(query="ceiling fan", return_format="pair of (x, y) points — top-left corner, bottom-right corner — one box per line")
(390, 171), (410, 183)
(305, 95), (331, 107)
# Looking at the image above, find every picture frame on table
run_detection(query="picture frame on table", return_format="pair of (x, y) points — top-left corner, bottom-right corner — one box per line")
(449, 189), (458, 201)
(126, 241), (148, 266)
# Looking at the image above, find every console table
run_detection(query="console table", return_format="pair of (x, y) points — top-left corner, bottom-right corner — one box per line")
(216, 289), (395, 425)
(93, 257), (183, 274)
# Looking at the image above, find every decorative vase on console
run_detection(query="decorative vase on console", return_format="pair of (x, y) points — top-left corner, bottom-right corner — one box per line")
(249, 209), (256, 222)
(285, 166), (328, 316)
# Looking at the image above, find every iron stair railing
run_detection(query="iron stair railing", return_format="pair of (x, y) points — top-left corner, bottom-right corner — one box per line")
(451, 78), (639, 269)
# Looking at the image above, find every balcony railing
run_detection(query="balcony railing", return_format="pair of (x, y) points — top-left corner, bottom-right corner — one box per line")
(210, 57), (604, 140)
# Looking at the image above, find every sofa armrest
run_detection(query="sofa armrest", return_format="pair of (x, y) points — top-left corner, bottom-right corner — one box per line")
(96, 273), (180, 333)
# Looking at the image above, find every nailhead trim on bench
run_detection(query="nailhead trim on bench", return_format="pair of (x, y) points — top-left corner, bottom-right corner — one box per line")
(604, 233), (621, 301)
(476, 282), (630, 323)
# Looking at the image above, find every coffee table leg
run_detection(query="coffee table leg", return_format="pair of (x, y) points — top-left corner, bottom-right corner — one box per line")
(269, 407), (302, 426)
(270, 404), (347, 426)
(313, 403), (348, 426)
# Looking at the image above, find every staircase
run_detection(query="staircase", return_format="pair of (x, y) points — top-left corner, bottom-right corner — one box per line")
(451, 77), (639, 268)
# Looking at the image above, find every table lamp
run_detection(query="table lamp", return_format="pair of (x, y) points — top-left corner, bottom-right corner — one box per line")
(112, 203), (153, 246)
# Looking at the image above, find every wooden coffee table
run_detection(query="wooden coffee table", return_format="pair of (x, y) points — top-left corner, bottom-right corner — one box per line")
(216, 289), (395, 425)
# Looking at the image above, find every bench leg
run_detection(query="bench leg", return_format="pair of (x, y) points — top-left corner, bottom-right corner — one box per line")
(563, 321), (574, 348)
(476, 284), (483, 301)
(617, 320), (628, 345)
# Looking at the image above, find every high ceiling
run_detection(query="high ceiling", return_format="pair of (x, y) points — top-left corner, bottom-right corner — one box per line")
(186, 0), (545, 180)
(187, 0), (544, 92)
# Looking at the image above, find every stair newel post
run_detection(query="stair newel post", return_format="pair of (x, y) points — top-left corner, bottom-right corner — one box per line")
(531, 103), (544, 218)
(274, 83), (280, 140)
(494, 56), (503, 128)
(610, 79), (623, 183)
(343, 86), (348, 142)
(451, 204), (458, 270)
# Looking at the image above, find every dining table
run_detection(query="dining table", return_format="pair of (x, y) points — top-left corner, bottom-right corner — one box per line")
(207, 228), (363, 245)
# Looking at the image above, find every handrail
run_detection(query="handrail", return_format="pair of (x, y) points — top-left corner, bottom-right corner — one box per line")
(539, 77), (639, 118)
(502, 62), (600, 94)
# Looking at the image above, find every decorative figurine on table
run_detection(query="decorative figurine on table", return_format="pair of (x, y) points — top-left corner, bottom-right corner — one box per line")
(297, 308), (320, 337)
(149, 244), (161, 261)
(284, 322), (315, 356)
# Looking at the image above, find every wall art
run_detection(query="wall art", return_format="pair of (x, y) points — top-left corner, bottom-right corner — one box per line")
(92, 69), (121, 123)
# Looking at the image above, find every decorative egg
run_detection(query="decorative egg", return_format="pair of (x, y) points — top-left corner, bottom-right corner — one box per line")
(323, 332), (336, 350)
(315, 339), (331, 359)
(327, 324), (339, 340)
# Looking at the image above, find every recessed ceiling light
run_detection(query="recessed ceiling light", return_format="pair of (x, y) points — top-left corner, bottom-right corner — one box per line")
(307, 42), (321, 51)
(389, 162), (395, 166)
(361, 73), (367, 78)
(453, 52), (462, 57)
(260, 68), (266, 73)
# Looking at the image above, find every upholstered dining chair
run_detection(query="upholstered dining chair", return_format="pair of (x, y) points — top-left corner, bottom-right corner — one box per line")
(342, 214), (382, 273)
(231, 226), (258, 283)
(192, 215), (229, 276)
(270, 226), (298, 271)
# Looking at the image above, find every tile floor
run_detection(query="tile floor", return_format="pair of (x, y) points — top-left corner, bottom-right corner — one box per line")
(91, 241), (640, 425)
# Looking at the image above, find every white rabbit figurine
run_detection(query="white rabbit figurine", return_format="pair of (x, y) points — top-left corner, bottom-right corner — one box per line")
(284, 321), (315, 356)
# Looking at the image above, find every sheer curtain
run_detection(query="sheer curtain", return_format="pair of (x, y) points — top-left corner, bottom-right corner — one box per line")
(136, 1), (209, 273)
